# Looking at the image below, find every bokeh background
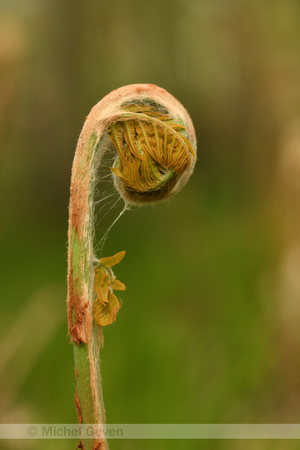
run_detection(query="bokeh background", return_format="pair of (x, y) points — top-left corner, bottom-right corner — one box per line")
(1, 0), (300, 449)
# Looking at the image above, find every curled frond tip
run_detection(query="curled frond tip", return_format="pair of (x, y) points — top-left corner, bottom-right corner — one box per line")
(106, 92), (197, 205)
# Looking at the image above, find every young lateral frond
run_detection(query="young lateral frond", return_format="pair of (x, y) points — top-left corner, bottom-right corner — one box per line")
(93, 251), (126, 327)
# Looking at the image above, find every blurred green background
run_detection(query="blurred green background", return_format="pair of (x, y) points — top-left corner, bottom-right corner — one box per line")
(1, 0), (300, 449)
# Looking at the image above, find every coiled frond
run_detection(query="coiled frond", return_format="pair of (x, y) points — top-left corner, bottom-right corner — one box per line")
(108, 102), (196, 204)
(67, 84), (197, 449)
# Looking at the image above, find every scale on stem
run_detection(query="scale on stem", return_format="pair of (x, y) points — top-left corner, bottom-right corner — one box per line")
(67, 84), (197, 449)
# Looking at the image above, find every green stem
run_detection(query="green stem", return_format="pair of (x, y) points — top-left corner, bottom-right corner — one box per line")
(68, 130), (108, 449)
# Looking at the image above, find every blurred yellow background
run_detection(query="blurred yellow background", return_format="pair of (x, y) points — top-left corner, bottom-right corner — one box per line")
(1, 1), (300, 449)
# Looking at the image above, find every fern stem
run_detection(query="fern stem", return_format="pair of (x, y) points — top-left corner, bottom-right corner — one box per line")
(68, 128), (108, 449)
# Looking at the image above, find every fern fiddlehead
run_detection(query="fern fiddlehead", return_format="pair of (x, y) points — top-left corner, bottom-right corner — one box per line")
(67, 84), (197, 449)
